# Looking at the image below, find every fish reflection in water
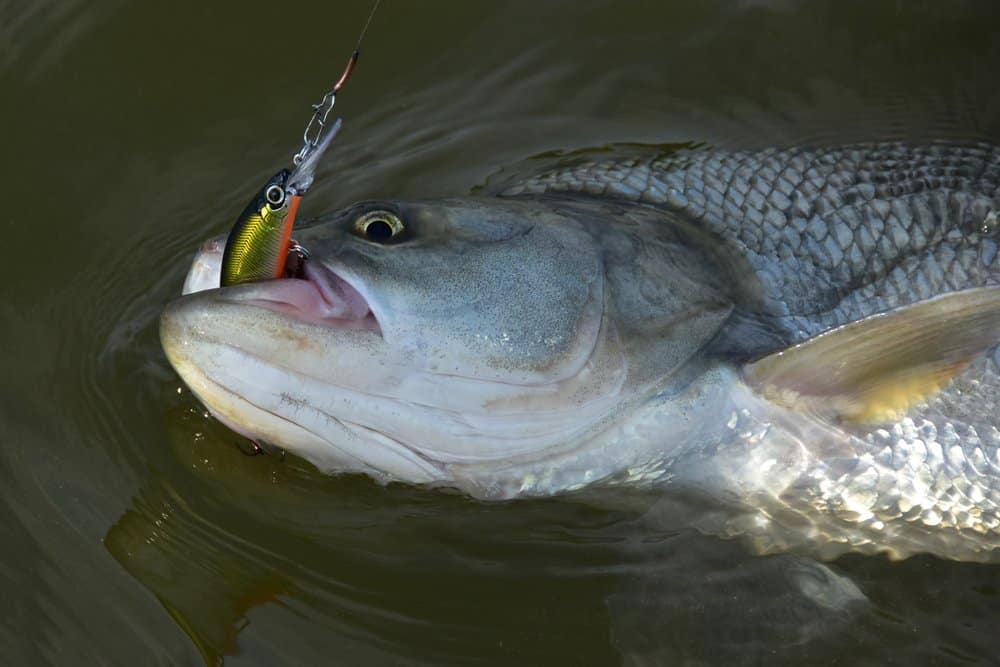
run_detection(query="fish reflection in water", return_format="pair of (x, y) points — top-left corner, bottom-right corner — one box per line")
(107, 448), (1000, 665)
(105, 449), (873, 665)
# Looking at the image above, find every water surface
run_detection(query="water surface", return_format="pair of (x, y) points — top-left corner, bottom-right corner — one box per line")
(3, 1), (1000, 664)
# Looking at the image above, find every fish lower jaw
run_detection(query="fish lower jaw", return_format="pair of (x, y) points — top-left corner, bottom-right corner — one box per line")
(175, 367), (628, 497)
(172, 358), (448, 484)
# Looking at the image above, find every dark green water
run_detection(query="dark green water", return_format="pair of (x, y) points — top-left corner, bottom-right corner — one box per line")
(3, 1), (1000, 664)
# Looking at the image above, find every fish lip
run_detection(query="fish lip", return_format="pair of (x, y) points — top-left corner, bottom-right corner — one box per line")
(220, 261), (383, 335)
(303, 259), (383, 334)
(178, 234), (382, 333)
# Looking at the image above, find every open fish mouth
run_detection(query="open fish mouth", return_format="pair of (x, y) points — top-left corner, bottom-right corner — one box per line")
(180, 237), (381, 334)
(240, 262), (380, 332)
(162, 244), (421, 479)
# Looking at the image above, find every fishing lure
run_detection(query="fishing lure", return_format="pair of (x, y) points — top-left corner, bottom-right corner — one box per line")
(220, 119), (341, 286)
(220, 0), (380, 287)
(220, 168), (297, 287)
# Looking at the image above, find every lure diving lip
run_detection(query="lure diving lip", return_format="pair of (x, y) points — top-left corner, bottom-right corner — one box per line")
(287, 117), (342, 197)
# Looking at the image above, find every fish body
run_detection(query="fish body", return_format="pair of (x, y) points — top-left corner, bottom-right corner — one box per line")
(163, 142), (1000, 561)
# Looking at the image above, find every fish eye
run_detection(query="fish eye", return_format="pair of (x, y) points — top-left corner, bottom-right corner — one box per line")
(265, 184), (286, 209)
(354, 211), (404, 242)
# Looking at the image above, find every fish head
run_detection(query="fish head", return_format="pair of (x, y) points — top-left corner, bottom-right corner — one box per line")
(162, 197), (733, 495)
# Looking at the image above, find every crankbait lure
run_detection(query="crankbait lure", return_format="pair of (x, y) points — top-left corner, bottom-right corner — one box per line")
(220, 120), (340, 286)
(220, 0), (380, 286)
(221, 169), (296, 287)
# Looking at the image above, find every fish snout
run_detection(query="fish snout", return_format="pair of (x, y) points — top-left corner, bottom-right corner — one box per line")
(159, 293), (217, 388)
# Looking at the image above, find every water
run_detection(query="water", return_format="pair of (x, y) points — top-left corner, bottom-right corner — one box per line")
(3, 0), (1000, 664)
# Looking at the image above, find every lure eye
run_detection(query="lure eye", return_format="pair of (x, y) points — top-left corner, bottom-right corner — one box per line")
(354, 211), (405, 242)
(265, 184), (286, 209)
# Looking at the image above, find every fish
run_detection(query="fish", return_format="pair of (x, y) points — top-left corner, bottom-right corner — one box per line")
(162, 142), (1000, 562)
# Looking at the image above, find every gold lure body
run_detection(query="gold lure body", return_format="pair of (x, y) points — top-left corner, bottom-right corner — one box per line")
(221, 169), (301, 286)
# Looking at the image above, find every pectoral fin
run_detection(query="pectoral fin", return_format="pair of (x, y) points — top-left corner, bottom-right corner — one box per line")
(744, 287), (1000, 423)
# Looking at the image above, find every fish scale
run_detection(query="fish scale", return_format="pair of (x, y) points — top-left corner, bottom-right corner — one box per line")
(797, 413), (1000, 559)
(503, 142), (1000, 338)
(506, 143), (1000, 559)
(695, 386), (1000, 561)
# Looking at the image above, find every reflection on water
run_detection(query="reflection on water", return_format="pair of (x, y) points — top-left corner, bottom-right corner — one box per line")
(2, 0), (1000, 663)
(105, 410), (635, 664)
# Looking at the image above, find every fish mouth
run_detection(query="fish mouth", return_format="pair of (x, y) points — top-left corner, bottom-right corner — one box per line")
(180, 237), (382, 335)
(236, 260), (382, 334)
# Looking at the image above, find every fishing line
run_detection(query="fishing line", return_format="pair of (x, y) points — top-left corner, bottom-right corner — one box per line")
(293, 0), (383, 166)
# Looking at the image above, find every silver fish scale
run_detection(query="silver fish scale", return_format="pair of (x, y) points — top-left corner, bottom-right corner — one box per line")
(503, 142), (1000, 339)
(709, 406), (1000, 560)
(785, 414), (1000, 559)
